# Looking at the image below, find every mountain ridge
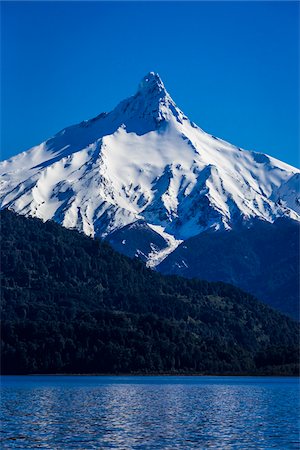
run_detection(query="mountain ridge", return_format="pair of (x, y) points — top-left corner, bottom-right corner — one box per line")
(1, 72), (299, 268)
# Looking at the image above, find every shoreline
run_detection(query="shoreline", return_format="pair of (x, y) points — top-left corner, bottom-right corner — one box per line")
(1, 373), (299, 378)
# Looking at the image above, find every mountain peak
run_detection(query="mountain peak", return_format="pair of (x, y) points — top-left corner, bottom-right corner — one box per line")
(137, 72), (166, 96)
(1, 72), (299, 266)
(109, 72), (178, 132)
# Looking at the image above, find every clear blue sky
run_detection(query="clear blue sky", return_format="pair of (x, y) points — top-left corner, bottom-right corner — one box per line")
(1, 1), (299, 166)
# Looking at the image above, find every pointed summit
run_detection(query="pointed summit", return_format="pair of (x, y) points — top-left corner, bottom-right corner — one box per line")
(137, 72), (166, 96)
(108, 71), (182, 133)
(1, 71), (299, 267)
(135, 72), (170, 108)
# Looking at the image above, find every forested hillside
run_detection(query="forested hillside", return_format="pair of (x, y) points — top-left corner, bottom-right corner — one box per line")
(1, 210), (299, 375)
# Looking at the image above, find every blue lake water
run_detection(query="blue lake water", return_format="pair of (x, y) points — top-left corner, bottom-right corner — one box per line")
(1, 376), (299, 449)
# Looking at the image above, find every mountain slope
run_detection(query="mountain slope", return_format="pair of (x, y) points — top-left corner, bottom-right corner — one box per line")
(158, 218), (300, 320)
(1, 210), (299, 375)
(1, 72), (299, 266)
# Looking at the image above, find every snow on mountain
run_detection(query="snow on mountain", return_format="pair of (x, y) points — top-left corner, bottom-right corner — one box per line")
(1, 72), (299, 265)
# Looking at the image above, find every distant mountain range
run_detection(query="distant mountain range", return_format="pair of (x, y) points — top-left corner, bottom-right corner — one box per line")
(1, 72), (299, 317)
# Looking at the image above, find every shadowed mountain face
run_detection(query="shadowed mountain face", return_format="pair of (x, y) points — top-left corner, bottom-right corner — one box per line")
(1, 210), (299, 375)
(106, 221), (169, 262)
(158, 218), (300, 320)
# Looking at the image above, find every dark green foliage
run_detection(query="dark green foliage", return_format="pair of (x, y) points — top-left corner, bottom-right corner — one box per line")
(1, 210), (299, 375)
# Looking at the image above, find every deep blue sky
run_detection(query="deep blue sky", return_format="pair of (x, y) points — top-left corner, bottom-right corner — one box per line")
(1, 1), (299, 166)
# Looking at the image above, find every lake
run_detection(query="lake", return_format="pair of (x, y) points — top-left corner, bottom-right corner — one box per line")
(0, 376), (299, 449)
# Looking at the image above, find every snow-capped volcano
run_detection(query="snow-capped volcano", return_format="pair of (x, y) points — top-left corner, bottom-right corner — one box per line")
(1, 72), (299, 266)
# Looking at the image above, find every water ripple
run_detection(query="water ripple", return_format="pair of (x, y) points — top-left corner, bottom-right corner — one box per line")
(1, 376), (299, 449)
